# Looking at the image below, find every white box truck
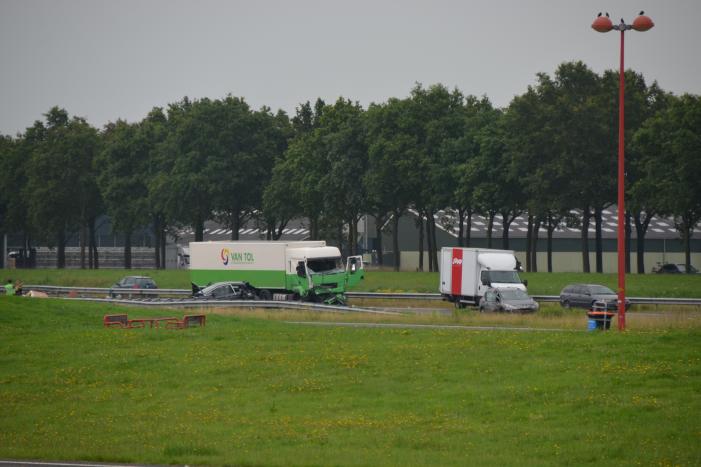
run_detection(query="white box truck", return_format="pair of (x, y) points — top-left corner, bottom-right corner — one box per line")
(439, 247), (526, 307)
(189, 241), (364, 304)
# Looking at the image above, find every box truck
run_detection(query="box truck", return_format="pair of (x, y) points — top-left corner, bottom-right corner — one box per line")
(439, 247), (526, 307)
(189, 241), (364, 304)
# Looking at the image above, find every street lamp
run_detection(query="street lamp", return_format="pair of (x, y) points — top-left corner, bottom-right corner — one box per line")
(592, 11), (654, 331)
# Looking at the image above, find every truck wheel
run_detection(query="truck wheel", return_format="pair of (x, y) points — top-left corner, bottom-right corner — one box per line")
(259, 289), (272, 301)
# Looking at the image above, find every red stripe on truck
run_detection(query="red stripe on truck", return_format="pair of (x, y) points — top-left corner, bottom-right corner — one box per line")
(451, 248), (463, 296)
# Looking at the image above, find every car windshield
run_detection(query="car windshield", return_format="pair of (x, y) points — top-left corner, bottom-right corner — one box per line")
(307, 257), (343, 273)
(483, 270), (522, 284)
(499, 288), (529, 300)
(678, 264), (698, 273)
(589, 285), (615, 295)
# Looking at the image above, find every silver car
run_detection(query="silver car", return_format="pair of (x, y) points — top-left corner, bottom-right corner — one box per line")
(479, 287), (539, 313)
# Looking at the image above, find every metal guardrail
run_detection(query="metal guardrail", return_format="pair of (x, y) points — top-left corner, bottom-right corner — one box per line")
(20, 285), (701, 306)
(65, 296), (401, 315)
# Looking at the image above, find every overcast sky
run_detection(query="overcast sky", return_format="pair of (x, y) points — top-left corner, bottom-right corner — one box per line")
(1, 0), (700, 135)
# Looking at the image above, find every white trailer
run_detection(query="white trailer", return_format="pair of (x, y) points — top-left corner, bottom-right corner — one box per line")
(439, 247), (526, 307)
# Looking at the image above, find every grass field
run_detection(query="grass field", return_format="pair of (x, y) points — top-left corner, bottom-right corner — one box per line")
(1, 297), (700, 466)
(2, 268), (701, 297)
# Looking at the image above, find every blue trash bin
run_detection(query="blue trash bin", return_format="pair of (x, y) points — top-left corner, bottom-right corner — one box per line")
(587, 319), (598, 331)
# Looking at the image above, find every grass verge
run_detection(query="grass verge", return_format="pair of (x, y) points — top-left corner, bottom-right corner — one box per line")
(1, 297), (700, 466)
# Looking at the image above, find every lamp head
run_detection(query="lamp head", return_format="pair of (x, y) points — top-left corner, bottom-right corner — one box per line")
(592, 15), (614, 32)
(632, 13), (654, 31)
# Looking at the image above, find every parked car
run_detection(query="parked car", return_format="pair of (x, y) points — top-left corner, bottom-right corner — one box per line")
(192, 281), (257, 300)
(559, 284), (630, 311)
(653, 263), (699, 274)
(478, 287), (539, 313)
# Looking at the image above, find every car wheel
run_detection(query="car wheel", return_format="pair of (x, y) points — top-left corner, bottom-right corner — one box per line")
(260, 289), (272, 301)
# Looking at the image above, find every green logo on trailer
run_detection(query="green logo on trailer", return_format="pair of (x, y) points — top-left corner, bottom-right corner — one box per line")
(220, 248), (254, 266)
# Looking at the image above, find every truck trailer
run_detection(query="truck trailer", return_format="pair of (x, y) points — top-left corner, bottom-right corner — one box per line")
(439, 247), (526, 307)
(189, 241), (364, 304)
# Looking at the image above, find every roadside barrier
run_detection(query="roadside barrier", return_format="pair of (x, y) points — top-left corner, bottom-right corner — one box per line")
(20, 285), (701, 307)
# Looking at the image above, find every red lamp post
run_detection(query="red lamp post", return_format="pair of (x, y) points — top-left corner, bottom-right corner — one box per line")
(592, 12), (654, 331)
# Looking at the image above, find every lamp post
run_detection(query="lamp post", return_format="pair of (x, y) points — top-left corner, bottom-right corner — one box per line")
(591, 12), (653, 331)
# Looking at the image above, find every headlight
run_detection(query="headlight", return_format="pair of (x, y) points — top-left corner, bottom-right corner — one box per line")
(502, 304), (515, 311)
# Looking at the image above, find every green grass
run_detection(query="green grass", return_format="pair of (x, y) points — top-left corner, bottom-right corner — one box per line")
(2, 268), (701, 297)
(1, 297), (700, 466)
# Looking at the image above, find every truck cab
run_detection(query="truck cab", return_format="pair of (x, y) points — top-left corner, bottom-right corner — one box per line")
(286, 246), (364, 303)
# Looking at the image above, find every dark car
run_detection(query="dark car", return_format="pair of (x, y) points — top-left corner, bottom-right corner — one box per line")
(559, 284), (630, 311)
(112, 276), (158, 290)
(192, 281), (257, 300)
(109, 276), (157, 298)
(653, 263), (699, 274)
(479, 287), (539, 313)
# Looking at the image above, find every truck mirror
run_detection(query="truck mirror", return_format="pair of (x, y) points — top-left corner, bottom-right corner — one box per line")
(296, 263), (306, 278)
(350, 258), (357, 273)
(523, 279), (528, 287)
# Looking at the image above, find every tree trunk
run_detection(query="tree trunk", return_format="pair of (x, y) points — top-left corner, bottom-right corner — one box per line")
(374, 214), (384, 267)
(392, 212), (400, 272)
(633, 211), (653, 274)
(431, 214), (438, 273)
(625, 211), (632, 274)
(486, 212), (495, 249)
(457, 208), (465, 247)
(426, 211), (434, 272)
(417, 214), (424, 272)
(309, 217), (318, 240)
(153, 216), (161, 269)
(547, 224), (555, 273)
(231, 213), (241, 241)
(336, 223), (344, 258)
(526, 214), (533, 272)
(160, 227), (166, 269)
(348, 219), (357, 256)
(89, 216), (98, 269)
(594, 206), (603, 273)
(681, 212), (694, 273)
(581, 209), (591, 273)
(426, 211), (438, 272)
(465, 209), (472, 247)
(531, 217), (541, 273)
(124, 231), (132, 269)
(195, 218), (204, 242)
(57, 230), (66, 269)
(501, 212), (511, 250)
(80, 224), (87, 269)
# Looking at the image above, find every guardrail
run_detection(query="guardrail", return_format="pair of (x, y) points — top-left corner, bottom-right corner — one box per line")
(19, 285), (701, 306)
(66, 296), (401, 315)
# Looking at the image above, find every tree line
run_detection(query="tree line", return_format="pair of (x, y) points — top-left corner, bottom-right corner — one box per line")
(0, 61), (699, 272)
